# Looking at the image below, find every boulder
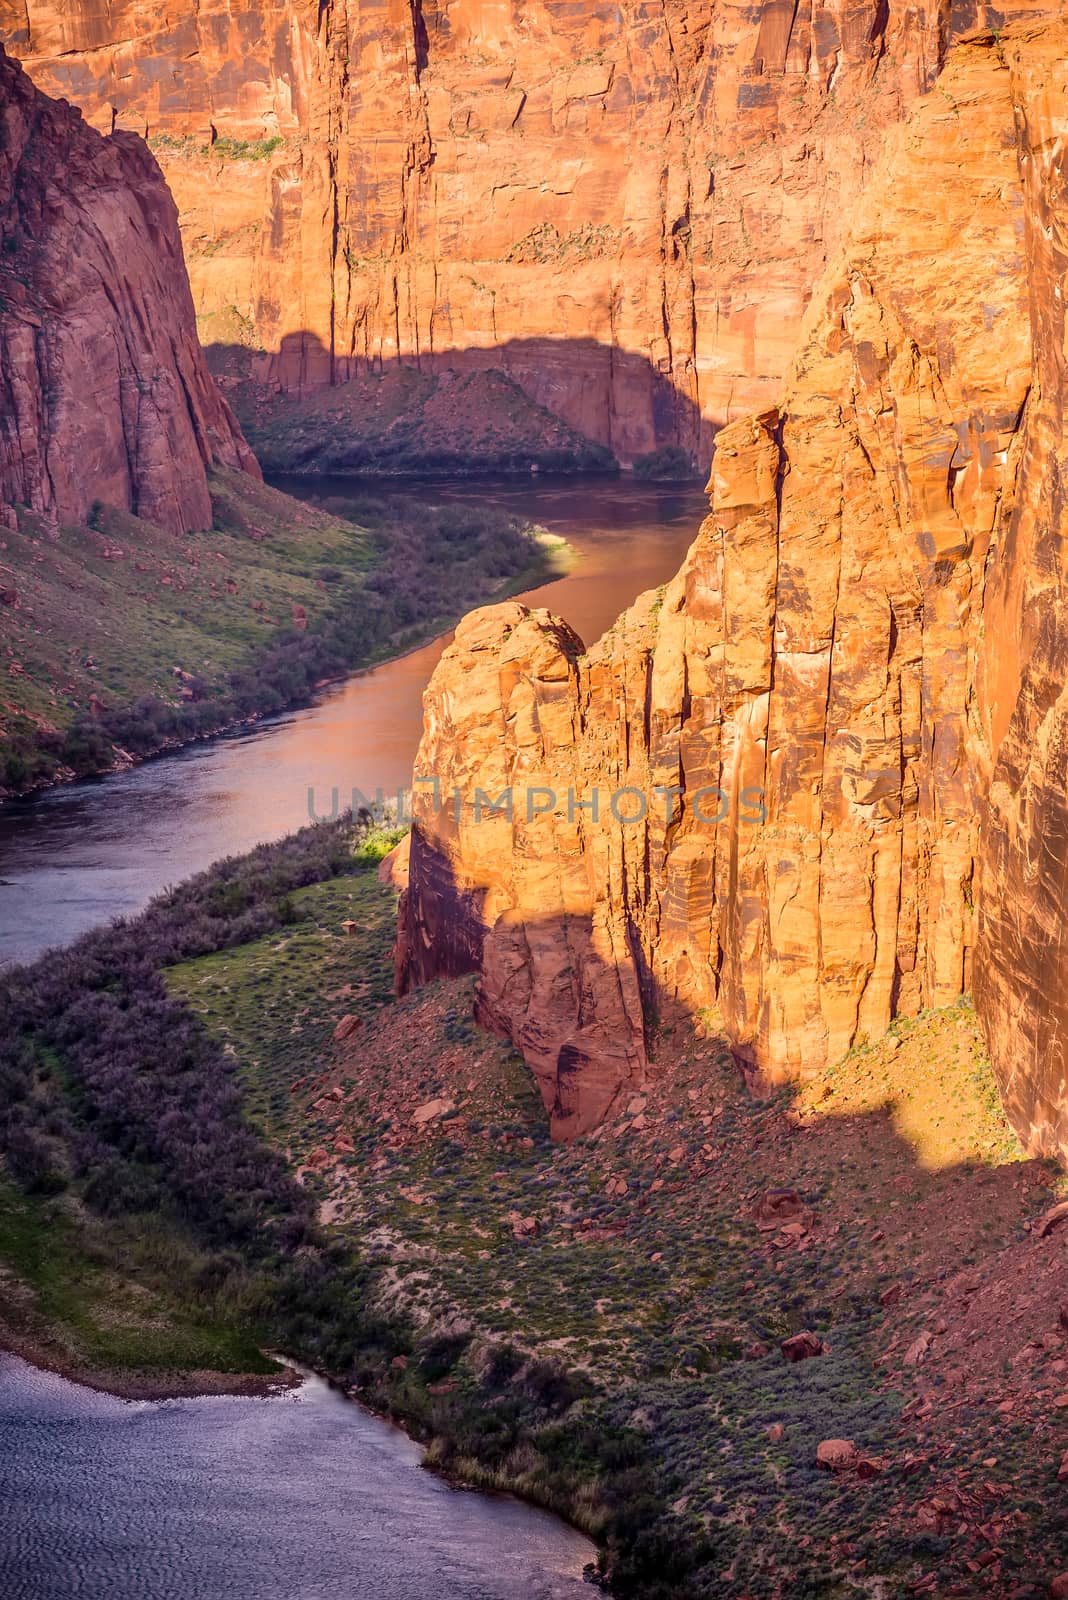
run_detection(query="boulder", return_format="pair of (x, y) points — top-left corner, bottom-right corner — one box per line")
(781, 1332), (825, 1364)
(411, 1097), (454, 1128)
(816, 1440), (858, 1473)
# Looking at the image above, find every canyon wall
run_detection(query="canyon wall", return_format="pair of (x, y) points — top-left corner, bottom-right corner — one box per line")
(0, 46), (257, 535)
(398, 17), (1068, 1160)
(0, 1), (1041, 465)
(972, 23), (1068, 1162)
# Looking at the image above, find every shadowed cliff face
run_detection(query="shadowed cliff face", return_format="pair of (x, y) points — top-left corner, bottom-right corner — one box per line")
(397, 19), (1068, 1160)
(0, 47), (258, 535)
(207, 331), (712, 476)
(0, 0), (1048, 467)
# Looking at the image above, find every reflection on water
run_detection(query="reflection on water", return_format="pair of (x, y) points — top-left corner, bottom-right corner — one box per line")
(0, 476), (707, 967)
(0, 1355), (593, 1600)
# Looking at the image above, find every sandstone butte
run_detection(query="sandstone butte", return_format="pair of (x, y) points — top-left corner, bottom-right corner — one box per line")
(396, 14), (1068, 1167)
(0, 46), (258, 535)
(0, 0), (1046, 467)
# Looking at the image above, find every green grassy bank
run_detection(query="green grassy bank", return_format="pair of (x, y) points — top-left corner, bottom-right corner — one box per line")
(1, 816), (1066, 1596)
(0, 468), (565, 795)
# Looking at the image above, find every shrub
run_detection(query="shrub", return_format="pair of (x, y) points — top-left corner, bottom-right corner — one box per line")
(206, 136), (284, 162)
(631, 445), (700, 481)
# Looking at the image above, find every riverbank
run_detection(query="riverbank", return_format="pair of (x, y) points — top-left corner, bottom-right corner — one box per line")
(4, 814), (1068, 1596)
(0, 1354), (595, 1600)
(0, 476), (704, 971)
(0, 1178), (298, 1400)
(0, 818), (669, 1593)
(0, 468), (570, 801)
(0, 1314), (297, 1402)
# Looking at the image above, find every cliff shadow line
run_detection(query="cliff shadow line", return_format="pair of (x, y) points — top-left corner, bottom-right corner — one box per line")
(204, 330), (717, 479)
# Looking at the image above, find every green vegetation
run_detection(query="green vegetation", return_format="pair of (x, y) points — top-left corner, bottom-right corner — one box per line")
(168, 872), (400, 1145)
(146, 133), (201, 157)
(0, 468), (565, 794)
(2, 816), (1065, 1592)
(208, 135), (284, 161)
(148, 133), (284, 162)
(0, 1182), (274, 1384)
(0, 820), (396, 1395)
(631, 445), (701, 481)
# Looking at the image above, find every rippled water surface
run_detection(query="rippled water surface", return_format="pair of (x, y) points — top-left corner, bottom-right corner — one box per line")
(0, 1356), (593, 1600)
(0, 476), (706, 967)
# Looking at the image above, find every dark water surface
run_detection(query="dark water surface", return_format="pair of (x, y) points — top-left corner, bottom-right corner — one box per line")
(0, 1356), (593, 1600)
(0, 476), (706, 967)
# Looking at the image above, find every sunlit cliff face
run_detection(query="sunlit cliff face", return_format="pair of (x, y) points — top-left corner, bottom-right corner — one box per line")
(396, 18), (1068, 1165)
(3, 0), (1045, 467)
(6, 3), (1068, 1159)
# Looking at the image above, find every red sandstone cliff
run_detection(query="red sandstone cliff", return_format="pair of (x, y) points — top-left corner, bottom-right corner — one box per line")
(9, 6), (1068, 1160)
(0, 1), (1046, 467)
(398, 17), (1068, 1161)
(972, 23), (1068, 1163)
(0, 46), (258, 535)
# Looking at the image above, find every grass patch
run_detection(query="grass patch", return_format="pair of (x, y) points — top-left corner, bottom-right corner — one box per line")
(0, 1181), (275, 1379)
(167, 872), (399, 1145)
(2, 814), (1063, 1593)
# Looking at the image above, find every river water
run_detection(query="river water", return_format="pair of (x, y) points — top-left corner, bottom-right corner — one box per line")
(0, 476), (706, 968)
(0, 1355), (593, 1600)
(0, 476), (704, 1595)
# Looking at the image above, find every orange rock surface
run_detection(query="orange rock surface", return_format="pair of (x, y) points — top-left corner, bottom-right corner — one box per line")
(5, 5), (1068, 1156)
(399, 17), (1068, 1159)
(0, 46), (257, 535)
(972, 21), (1068, 1163)
(0, 0), (1043, 464)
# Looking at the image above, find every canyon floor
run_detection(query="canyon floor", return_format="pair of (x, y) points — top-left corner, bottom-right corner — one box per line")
(2, 817), (1066, 1597)
(163, 833), (1068, 1599)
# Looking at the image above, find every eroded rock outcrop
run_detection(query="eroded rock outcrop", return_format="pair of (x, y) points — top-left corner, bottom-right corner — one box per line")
(0, 46), (257, 534)
(399, 19), (1068, 1158)
(0, 1), (1046, 466)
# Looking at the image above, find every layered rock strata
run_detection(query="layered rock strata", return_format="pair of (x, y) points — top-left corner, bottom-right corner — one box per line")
(0, 46), (257, 535)
(399, 19), (1068, 1160)
(1, 1), (1046, 465)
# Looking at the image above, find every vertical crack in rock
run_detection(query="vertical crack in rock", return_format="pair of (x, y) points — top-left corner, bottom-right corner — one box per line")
(6, 1), (1048, 464)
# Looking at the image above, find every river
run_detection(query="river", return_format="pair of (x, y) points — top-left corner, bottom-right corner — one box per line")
(0, 1355), (594, 1600)
(0, 476), (703, 1595)
(0, 476), (706, 968)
